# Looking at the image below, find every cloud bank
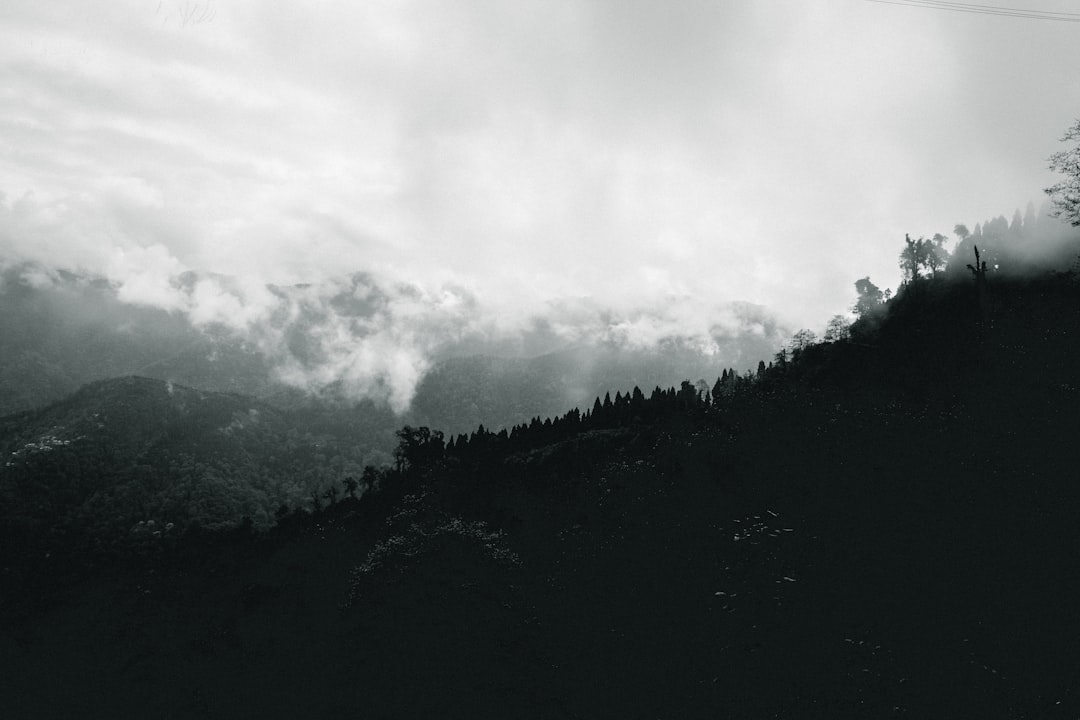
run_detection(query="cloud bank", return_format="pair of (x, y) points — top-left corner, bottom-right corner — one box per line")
(161, 269), (788, 413)
(4, 0), (1080, 407)
(2, 241), (786, 413)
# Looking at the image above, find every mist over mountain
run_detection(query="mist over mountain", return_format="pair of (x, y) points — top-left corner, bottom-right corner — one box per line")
(0, 259), (787, 422)
(0, 262), (275, 415)
(410, 318), (783, 439)
(5, 244), (1080, 717)
(6, 0), (1080, 711)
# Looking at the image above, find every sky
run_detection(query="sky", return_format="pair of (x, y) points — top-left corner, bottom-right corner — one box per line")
(2, 0), (1080, 407)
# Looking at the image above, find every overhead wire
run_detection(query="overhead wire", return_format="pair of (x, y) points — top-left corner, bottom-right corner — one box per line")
(862, 0), (1080, 22)
(865, 0), (1080, 18)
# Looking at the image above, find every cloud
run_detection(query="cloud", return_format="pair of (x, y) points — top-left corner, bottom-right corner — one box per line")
(158, 269), (490, 413)
(7, 183), (783, 413)
(108, 244), (188, 311)
(247, 275), (487, 412)
(4, 0), (1080, 380)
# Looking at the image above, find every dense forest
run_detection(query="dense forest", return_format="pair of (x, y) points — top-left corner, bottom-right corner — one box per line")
(3, 119), (1080, 716)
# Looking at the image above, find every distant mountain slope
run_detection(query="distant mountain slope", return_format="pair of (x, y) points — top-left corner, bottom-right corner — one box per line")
(409, 336), (780, 438)
(0, 264), (274, 415)
(0, 376), (380, 556)
(1, 260), (785, 447)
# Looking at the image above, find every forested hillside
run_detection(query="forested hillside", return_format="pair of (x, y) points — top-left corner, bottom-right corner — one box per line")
(8, 0), (1080, 714)
(408, 320), (783, 439)
(0, 376), (393, 561)
(3, 224), (1080, 717)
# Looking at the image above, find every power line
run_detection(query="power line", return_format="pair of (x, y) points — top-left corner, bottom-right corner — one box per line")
(862, 0), (1080, 22)
(863, 0), (1080, 21)
(866, 0), (1080, 18)
(910, 0), (1080, 15)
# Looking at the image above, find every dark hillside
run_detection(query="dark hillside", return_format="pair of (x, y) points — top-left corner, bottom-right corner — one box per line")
(0, 377), (381, 583)
(2, 271), (1080, 718)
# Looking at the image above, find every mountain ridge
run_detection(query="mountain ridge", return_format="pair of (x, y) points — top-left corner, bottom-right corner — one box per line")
(3, 265), (1080, 717)
(0, 259), (787, 418)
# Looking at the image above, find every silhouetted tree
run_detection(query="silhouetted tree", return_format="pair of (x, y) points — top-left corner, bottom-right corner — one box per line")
(966, 245), (988, 280)
(1045, 116), (1080, 226)
(899, 234), (926, 282)
(790, 329), (817, 356)
(678, 380), (698, 406)
(823, 315), (851, 343)
(393, 425), (445, 474)
(926, 233), (950, 276)
(853, 277), (884, 317)
(949, 225), (975, 275)
(899, 233), (948, 281)
(967, 245), (991, 325)
(361, 465), (382, 492)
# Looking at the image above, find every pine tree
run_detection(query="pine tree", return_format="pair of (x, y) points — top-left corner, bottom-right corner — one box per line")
(1023, 201), (1037, 232)
(1009, 209), (1023, 238)
(1045, 116), (1080, 226)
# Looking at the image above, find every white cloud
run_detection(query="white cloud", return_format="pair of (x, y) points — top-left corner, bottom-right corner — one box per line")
(3, 0), (1080, 403)
(108, 244), (188, 311)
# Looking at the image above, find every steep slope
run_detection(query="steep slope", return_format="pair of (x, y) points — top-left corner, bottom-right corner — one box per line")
(2, 271), (1079, 718)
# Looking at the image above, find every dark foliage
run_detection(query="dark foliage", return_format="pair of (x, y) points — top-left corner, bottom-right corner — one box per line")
(0, 377), (384, 583)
